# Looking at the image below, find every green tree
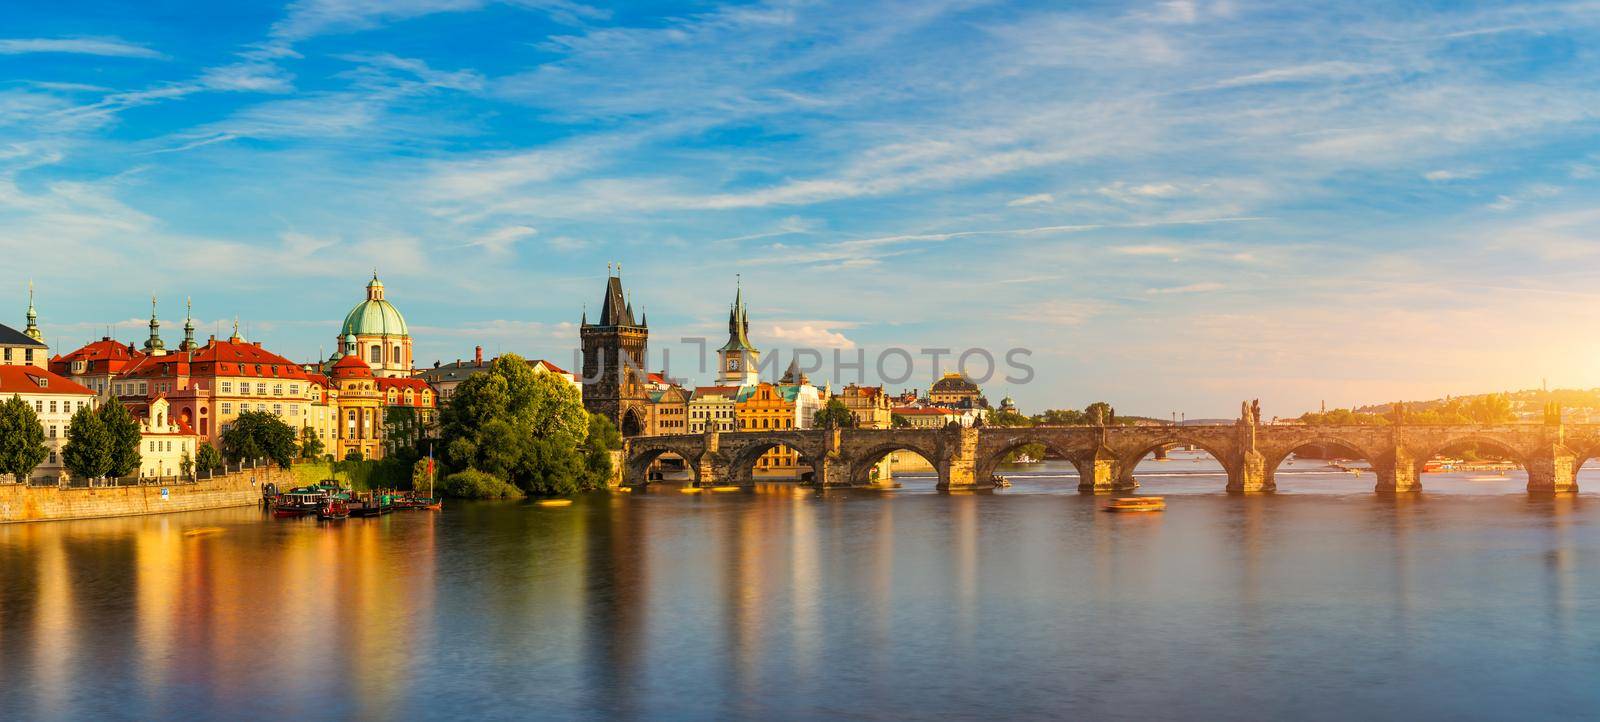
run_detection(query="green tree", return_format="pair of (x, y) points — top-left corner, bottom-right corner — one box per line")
(220, 410), (298, 467)
(63, 404), (113, 480)
(384, 406), (421, 459)
(195, 441), (224, 474)
(0, 395), (49, 483)
(97, 397), (142, 478)
(345, 448), (364, 462)
(580, 412), (623, 489)
(813, 398), (857, 428)
(1084, 401), (1115, 426)
(179, 450), (194, 480)
(438, 353), (597, 497)
(891, 414), (912, 428)
(299, 425), (324, 460)
(1034, 408), (1088, 425)
(987, 408), (1034, 428)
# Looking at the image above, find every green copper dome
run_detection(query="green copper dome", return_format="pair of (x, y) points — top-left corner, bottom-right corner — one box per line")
(340, 275), (409, 337)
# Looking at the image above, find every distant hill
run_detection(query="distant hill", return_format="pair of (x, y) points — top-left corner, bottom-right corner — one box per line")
(1346, 388), (1600, 423)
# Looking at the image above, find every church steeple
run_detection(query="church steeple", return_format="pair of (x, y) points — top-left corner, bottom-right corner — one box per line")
(716, 276), (760, 386)
(143, 295), (167, 355)
(180, 298), (198, 352)
(23, 281), (42, 343)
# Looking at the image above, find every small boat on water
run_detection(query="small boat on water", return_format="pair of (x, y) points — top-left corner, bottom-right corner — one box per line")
(1014, 453), (1038, 464)
(349, 492), (396, 517)
(1104, 496), (1166, 513)
(991, 474), (1013, 488)
(272, 489), (328, 517)
(318, 499), (350, 520)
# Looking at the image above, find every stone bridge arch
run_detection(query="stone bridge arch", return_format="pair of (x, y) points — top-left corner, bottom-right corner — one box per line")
(838, 429), (951, 487)
(973, 428), (1098, 489)
(622, 435), (706, 487)
(1256, 428), (1389, 489)
(718, 431), (828, 486)
(1107, 427), (1244, 492)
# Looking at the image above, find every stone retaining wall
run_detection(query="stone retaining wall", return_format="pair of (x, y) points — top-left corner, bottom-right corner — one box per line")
(0, 466), (294, 524)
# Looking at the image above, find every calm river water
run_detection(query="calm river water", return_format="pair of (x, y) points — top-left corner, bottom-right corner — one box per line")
(3, 455), (1600, 720)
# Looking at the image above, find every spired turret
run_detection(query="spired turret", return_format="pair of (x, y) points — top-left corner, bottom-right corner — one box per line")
(143, 296), (167, 356)
(179, 298), (199, 352)
(23, 281), (42, 343)
(716, 277), (760, 387)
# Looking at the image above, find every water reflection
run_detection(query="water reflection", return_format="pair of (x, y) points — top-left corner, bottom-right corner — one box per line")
(3, 465), (1600, 719)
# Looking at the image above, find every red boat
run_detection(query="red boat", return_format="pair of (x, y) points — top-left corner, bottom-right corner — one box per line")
(318, 499), (350, 520)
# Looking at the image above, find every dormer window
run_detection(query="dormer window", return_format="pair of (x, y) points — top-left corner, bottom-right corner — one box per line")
(34, 376), (47, 388)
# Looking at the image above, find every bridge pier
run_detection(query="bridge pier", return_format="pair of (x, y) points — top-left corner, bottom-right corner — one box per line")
(936, 426), (983, 490)
(1225, 450), (1272, 493)
(1526, 445), (1578, 494)
(1075, 447), (1123, 494)
(1373, 447), (1421, 493)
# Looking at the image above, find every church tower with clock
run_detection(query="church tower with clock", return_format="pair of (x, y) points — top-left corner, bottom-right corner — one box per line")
(717, 280), (760, 387)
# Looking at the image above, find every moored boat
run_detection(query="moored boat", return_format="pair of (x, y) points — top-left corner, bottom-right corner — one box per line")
(318, 499), (350, 520)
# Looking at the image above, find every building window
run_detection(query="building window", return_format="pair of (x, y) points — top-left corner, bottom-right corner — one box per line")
(239, 383), (248, 395)
(257, 404), (266, 412)
(222, 402), (232, 414)
(49, 400), (56, 413)
(370, 345), (382, 363)
(273, 404), (282, 416)
(48, 425), (56, 438)
(256, 383), (266, 395)
(273, 384), (283, 396)
(289, 384), (299, 395)
(221, 381), (233, 393)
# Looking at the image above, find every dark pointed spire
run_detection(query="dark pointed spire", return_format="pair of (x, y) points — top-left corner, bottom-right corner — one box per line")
(596, 269), (637, 326)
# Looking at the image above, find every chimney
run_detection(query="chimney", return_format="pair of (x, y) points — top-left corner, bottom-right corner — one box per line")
(475, 346), (483, 367)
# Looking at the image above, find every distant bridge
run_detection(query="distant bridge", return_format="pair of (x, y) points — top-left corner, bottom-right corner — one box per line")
(624, 414), (1594, 493)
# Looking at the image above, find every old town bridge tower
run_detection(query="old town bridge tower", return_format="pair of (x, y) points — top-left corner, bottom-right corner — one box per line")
(581, 267), (650, 436)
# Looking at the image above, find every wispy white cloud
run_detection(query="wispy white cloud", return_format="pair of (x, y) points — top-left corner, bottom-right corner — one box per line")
(1146, 282), (1224, 295)
(0, 37), (165, 59)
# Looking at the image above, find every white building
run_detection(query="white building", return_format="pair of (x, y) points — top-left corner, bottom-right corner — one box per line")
(0, 365), (97, 481)
(136, 397), (198, 478)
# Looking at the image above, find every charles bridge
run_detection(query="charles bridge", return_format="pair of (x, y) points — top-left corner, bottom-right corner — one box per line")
(622, 405), (1596, 494)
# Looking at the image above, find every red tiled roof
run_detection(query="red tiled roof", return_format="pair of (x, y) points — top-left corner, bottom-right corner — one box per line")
(115, 338), (311, 381)
(528, 359), (570, 376)
(893, 406), (958, 416)
(692, 385), (742, 398)
(0, 366), (96, 396)
(52, 338), (145, 369)
(330, 354), (374, 380)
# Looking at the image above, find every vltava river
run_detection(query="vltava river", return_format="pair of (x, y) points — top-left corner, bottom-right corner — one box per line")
(3, 456), (1599, 720)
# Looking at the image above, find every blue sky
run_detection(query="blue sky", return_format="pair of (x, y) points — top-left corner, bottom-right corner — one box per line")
(4, 0), (1599, 418)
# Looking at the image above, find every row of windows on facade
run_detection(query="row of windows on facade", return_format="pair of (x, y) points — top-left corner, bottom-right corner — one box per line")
(689, 409), (736, 418)
(106, 378), (428, 404)
(148, 439), (185, 453)
(741, 417), (796, 430)
(4, 348), (37, 362)
(32, 399), (92, 416)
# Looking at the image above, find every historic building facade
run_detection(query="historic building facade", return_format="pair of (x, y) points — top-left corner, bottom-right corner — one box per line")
(337, 274), (413, 379)
(717, 282), (760, 387)
(0, 364), (97, 481)
(580, 270), (650, 436)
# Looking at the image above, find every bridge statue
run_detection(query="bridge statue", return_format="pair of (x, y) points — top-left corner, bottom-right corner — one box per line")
(622, 401), (1593, 495)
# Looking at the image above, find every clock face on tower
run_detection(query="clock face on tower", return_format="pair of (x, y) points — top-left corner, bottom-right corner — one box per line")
(728, 358), (740, 371)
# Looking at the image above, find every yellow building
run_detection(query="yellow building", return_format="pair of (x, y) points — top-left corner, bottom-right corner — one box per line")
(928, 372), (984, 409)
(836, 383), (892, 429)
(734, 375), (821, 479)
(328, 354), (384, 460)
(645, 384), (690, 435)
